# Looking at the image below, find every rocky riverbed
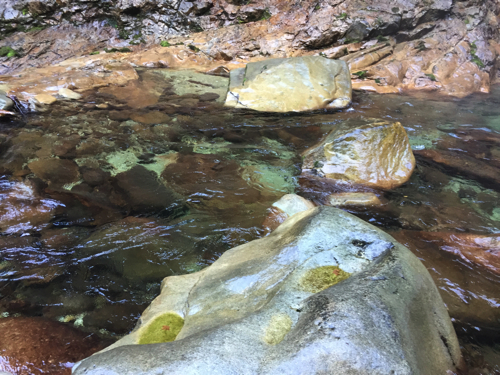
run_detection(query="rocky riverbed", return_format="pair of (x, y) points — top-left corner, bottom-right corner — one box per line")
(0, 0), (500, 374)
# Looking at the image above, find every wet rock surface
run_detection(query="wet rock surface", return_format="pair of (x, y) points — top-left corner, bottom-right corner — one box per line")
(74, 207), (462, 375)
(392, 230), (500, 335)
(0, 317), (108, 375)
(302, 118), (415, 190)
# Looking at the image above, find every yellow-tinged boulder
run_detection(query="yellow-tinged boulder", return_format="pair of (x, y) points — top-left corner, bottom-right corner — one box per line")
(302, 118), (415, 190)
(225, 56), (351, 112)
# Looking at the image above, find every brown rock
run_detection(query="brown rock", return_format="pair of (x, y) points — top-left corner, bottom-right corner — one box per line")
(302, 118), (415, 190)
(199, 92), (221, 102)
(161, 153), (261, 209)
(129, 111), (170, 125)
(81, 167), (111, 187)
(28, 158), (80, 186)
(262, 206), (290, 233)
(0, 317), (108, 375)
(262, 193), (315, 232)
(33, 93), (57, 105)
(0, 180), (61, 234)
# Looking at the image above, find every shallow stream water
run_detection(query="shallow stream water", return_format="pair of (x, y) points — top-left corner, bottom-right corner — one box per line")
(1, 69), (499, 373)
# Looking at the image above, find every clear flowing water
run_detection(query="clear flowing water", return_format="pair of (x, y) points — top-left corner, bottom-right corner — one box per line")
(0, 69), (499, 373)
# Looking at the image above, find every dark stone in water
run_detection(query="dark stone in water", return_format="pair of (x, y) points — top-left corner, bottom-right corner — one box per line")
(27, 158), (80, 187)
(114, 165), (182, 214)
(198, 92), (220, 102)
(108, 110), (131, 121)
(81, 167), (111, 187)
(415, 149), (500, 190)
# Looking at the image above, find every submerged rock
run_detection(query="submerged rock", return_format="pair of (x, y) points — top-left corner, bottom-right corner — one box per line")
(225, 56), (351, 112)
(0, 317), (107, 375)
(392, 230), (500, 332)
(0, 179), (62, 234)
(114, 165), (182, 214)
(73, 207), (462, 375)
(75, 217), (189, 283)
(302, 118), (415, 190)
(28, 158), (80, 187)
(415, 148), (500, 190)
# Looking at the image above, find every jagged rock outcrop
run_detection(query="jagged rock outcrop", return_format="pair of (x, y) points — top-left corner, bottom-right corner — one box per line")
(0, 0), (499, 98)
(73, 206), (463, 375)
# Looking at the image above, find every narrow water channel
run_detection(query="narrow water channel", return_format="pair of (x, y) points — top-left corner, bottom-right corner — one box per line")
(1, 69), (499, 373)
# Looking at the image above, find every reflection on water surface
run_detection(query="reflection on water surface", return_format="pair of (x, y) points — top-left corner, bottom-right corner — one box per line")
(1, 69), (500, 373)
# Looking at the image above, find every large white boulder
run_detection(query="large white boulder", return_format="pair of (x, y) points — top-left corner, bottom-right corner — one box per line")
(73, 207), (462, 375)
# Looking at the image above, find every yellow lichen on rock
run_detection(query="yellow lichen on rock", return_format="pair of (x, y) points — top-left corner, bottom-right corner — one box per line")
(263, 314), (293, 345)
(138, 312), (184, 345)
(300, 266), (350, 293)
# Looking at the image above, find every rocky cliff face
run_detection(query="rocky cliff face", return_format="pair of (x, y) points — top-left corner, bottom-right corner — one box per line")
(0, 0), (499, 99)
(0, 0), (203, 38)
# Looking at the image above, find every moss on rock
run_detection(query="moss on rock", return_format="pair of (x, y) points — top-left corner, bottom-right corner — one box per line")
(300, 266), (350, 293)
(138, 312), (184, 345)
(263, 314), (292, 345)
(0, 46), (18, 58)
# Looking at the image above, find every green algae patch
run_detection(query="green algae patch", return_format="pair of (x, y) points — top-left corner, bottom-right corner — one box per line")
(138, 312), (184, 344)
(300, 266), (350, 293)
(263, 314), (292, 345)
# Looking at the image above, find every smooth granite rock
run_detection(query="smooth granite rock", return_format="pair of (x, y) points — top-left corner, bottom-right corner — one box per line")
(302, 118), (415, 190)
(73, 206), (462, 375)
(225, 56), (352, 112)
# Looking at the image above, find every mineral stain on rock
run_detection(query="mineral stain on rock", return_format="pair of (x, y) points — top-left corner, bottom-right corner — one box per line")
(137, 312), (184, 345)
(299, 266), (351, 293)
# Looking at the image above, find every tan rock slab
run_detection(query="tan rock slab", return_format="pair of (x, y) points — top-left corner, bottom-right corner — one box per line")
(225, 56), (352, 112)
(327, 192), (383, 207)
(58, 88), (82, 100)
(34, 93), (57, 105)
